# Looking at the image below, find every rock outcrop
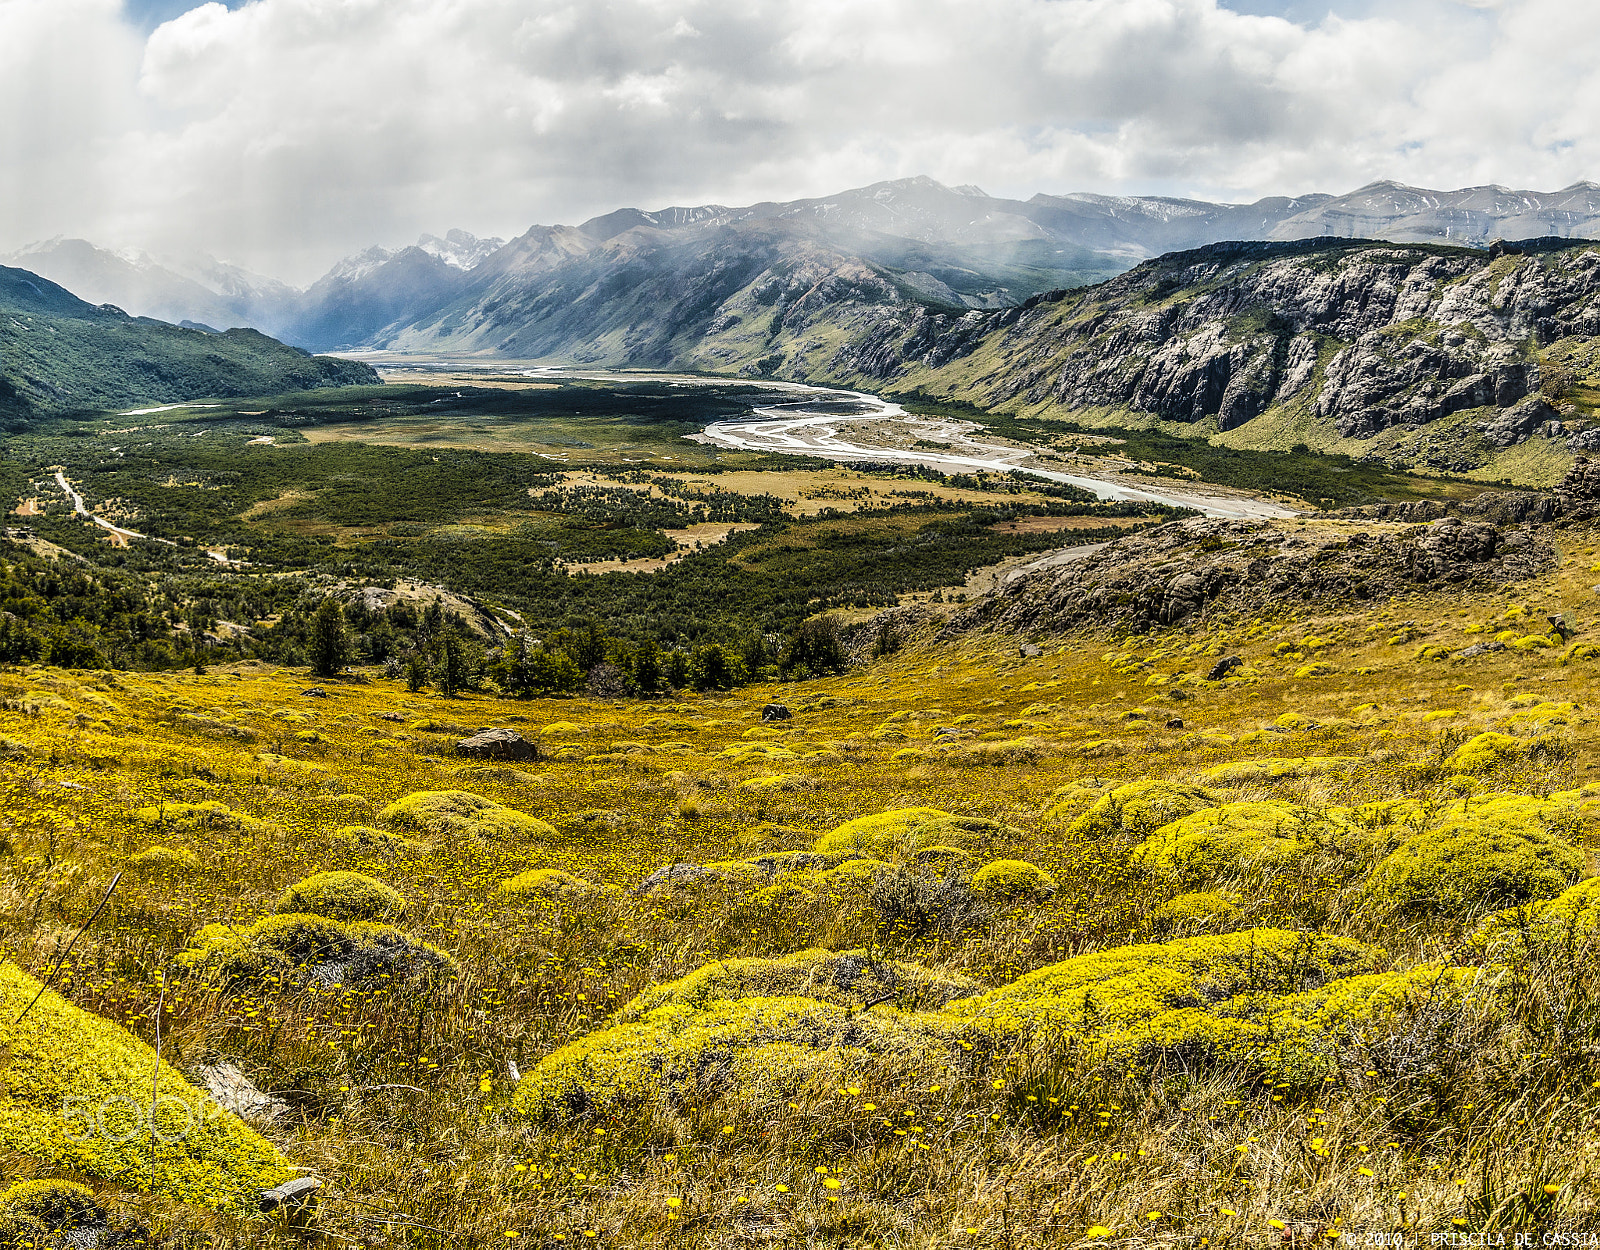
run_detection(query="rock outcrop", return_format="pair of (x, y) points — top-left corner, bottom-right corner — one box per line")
(455, 727), (539, 761)
(949, 513), (1557, 637)
(840, 238), (1600, 459)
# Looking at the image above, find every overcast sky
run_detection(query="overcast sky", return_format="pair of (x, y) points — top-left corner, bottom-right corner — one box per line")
(0, 0), (1591, 283)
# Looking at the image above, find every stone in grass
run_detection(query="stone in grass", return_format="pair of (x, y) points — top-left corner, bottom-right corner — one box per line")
(1206, 655), (1243, 681)
(456, 727), (539, 761)
(761, 703), (792, 722)
(192, 1059), (289, 1124)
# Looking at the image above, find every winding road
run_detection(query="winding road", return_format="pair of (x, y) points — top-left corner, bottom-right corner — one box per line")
(50, 470), (176, 547)
(694, 387), (1298, 520)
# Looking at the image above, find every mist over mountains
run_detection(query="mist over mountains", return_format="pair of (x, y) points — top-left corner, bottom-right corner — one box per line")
(8, 177), (1600, 362)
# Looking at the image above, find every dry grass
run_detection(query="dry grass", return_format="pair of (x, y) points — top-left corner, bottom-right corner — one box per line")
(5, 531), (1600, 1243)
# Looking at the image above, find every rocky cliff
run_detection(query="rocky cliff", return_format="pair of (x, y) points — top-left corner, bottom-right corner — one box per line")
(848, 238), (1600, 467)
(949, 456), (1600, 639)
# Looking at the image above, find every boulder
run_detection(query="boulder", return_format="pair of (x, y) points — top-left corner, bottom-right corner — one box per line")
(301, 687), (328, 698)
(1018, 643), (1045, 658)
(761, 703), (792, 722)
(1206, 655), (1244, 681)
(455, 727), (539, 761)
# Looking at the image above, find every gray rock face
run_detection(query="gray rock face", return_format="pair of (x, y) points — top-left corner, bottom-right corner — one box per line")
(761, 703), (792, 721)
(456, 727), (539, 761)
(193, 1059), (288, 1124)
(1206, 655), (1244, 681)
(948, 513), (1557, 637)
(1480, 396), (1559, 448)
(843, 238), (1600, 455)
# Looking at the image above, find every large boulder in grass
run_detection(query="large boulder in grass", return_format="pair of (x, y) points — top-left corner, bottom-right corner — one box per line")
(456, 727), (539, 761)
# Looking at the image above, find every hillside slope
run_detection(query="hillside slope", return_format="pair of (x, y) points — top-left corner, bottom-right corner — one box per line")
(834, 237), (1600, 481)
(0, 266), (378, 421)
(3, 498), (1600, 1240)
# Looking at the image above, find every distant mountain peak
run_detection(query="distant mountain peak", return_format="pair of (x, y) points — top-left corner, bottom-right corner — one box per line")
(416, 229), (505, 270)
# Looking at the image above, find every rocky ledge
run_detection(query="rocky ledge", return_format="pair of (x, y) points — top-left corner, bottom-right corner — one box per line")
(951, 515), (1551, 637)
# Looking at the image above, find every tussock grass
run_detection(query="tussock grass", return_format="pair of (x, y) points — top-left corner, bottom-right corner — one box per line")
(3, 547), (1600, 1241)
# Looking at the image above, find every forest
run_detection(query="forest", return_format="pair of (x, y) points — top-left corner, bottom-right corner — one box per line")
(0, 384), (1178, 691)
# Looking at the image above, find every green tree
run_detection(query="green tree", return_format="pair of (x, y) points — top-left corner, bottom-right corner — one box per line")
(779, 615), (849, 679)
(433, 627), (483, 697)
(633, 639), (662, 694)
(526, 649), (581, 694)
(689, 643), (746, 691)
(570, 619), (606, 673)
(46, 618), (105, 669)
(309, 597), (350, 678)
(405, 653), (430, 692)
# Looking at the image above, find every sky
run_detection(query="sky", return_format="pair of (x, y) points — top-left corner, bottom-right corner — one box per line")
(0, 0), (1593, 284)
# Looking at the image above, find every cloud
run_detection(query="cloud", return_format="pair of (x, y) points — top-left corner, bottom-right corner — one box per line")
(0, 0), (1594, 282)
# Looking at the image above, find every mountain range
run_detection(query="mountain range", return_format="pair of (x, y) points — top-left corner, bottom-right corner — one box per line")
(10, 178), (1600, 360)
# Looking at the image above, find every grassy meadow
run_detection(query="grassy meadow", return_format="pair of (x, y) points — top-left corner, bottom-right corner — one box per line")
(3, 522), (1600, 1245)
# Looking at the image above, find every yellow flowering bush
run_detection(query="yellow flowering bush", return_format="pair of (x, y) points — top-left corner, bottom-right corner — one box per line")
(971, 858), (1057, 902)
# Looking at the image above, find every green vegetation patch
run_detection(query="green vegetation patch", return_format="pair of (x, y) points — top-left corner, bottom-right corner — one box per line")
(379, 790), (556, 841)
(0, 961), (289, 1212)
(1067, 778), (1217, 841)
(518, 930), (1472, 1120)
(275, 870), (405, 922)
(1361, 795), (1587, 916)
(970, 858), (1057, 902)
(1130, 801), (1315, 880)
(813, 807), (1019, 856)
(176, 912), (458, 987)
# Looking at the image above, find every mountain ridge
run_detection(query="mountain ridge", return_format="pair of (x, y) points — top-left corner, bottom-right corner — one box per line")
(14, 177), (1600, 355)
(0, 264), (378, 422)
(833, 234), (1600, 479)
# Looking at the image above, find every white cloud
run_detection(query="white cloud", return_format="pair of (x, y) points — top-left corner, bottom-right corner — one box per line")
(0, 0), (1595, 282)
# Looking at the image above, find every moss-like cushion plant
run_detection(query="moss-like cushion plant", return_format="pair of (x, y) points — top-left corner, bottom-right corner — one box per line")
(1131, 801), (1316, 881)
(1361, 795), (1587, 916)
(379, 790), (555, 841)
(813, 807), (1017, 856)
(971, 859), (1056, 901)
(514, 929), (1473, 1121)
(1067, 779), (1216, 841)
(275, 870), (404, 922)
(0, 961), (290, 1213)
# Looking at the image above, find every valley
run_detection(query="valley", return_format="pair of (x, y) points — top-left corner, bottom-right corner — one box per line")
(6, 190), (1600, 1250)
